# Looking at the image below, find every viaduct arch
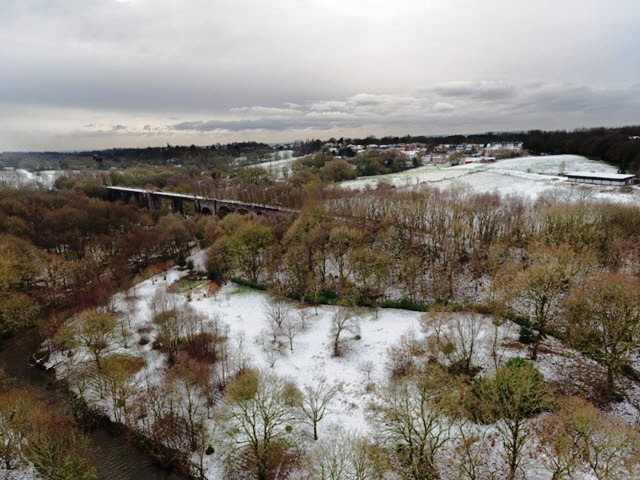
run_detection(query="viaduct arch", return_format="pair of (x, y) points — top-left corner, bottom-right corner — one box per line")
(106, 186), (298, 218)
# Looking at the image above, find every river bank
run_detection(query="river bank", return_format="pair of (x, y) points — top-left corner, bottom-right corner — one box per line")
(0, 327), (190, 480)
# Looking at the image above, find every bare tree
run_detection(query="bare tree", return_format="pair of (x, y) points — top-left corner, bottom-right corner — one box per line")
(489, 318), (506, 372)
(369, 378), (452, 480)
(281, 314), (304, 352)
(98, 354), (144, 424)
(257, 331), (284, 368)
(359, 361), (375, 382)
(149, 287), (180, 320)
(563, 272), (640, 397)
(297, 308), (312, 330)
(422, 311), (483, 375)
(262, 296), (293, 342)
(222, 370), (300, 480)
(230, 331), (250, 374)
(329, 308), (361, 357)
(503, 245), (590, 359)
(306, 425), (382, 480)
(55, 309), (118, 371)
(445, 423), (498, 480)
(298, 380), (342, 440)
(536, 396), (640, 480)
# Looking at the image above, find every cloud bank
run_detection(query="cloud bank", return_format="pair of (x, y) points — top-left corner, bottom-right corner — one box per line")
(0, 0), (638, 150)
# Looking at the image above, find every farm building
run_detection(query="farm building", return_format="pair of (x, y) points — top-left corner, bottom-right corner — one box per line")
(565, 171), (637, 186)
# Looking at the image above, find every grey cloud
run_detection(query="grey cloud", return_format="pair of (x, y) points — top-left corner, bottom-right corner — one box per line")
(0, 0), (639, 150)
(171, 114), (362, 132)
(428, 81), (518, 101)
(166, 82), (640, 135)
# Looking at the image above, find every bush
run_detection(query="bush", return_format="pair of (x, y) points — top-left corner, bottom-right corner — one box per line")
(379, 298), (428, 312)
(225, 369), (259, 402)
(320, 288), (338, 300)
(469, 357), (548, 423)
(356, 297), (374, 308)
(176, 251), (186, 268)
(231, 277), (267, 291)
(519, 324), (534, 344)
(302, 293), (346, 305)
(180, 332), (220, 363)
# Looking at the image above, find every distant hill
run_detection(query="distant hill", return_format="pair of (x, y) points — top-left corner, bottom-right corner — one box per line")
(0, 142), (275, 171)
(2, 126), (639, 174)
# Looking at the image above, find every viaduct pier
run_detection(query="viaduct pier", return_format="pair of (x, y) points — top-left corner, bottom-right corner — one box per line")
(106, 186), (298, 217)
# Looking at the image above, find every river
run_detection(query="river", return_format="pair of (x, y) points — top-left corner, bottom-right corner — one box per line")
(0, 328), (187, 480)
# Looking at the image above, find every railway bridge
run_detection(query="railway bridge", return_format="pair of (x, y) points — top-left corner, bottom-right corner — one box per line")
(106, 186), (298, 217)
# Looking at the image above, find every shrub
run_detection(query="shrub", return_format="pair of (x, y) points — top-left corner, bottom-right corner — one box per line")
(176, 251), (186, 268)
(180, 332), (221, 363)
(231, 277), (267, 291)
(225, 369), (259, 402)
(379, 298), (428, 311)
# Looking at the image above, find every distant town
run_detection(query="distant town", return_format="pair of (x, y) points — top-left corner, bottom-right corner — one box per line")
(312, 140), (524, 165)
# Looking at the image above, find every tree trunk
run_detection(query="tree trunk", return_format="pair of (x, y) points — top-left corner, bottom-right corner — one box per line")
(530, 332), (539, 361)
(256, 451), (268, 480)
(607, 364), (616, 397)
(508, 423), (519, 480)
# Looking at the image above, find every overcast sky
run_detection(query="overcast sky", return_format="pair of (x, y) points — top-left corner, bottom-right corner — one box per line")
(1, 0), (639, 151)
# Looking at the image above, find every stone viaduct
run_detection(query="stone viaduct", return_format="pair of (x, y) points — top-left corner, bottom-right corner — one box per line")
(106, 186), (298, 217)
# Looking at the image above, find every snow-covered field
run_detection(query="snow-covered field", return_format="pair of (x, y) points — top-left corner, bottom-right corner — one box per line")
(0, 463), (42, 480)
(252, 150), (297, 178)
(45, 253), (640, 478)
(340, 155), (640, 204)
(0, 168), (60, 189)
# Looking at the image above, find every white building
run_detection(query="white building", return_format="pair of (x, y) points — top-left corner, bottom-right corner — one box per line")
(565, 171), (637, 186)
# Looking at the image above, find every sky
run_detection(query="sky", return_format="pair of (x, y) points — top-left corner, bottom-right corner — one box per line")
(0, 0), (639, 151)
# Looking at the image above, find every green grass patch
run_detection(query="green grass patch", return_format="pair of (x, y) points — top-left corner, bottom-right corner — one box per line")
(230, 277), (267, 292)
(176, 278), (206, 292)
(231, 285), (255, 295)
(379, 299), (428, 312)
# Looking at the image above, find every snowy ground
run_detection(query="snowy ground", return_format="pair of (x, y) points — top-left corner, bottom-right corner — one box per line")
(0, 463), (42, 480)
(0, 168), (60, 189)
(45, 255), (640, 478)
(252, 150), (297, 179)
(340, 155), (640, 204)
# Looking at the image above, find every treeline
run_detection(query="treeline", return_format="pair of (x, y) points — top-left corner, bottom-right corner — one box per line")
(285, 150), (418, 185)
(0, 379), (95, 479)
(0, 187), (201, 339)
(524, 126), (640, 173)
(291, 125), (640, 174)
(205, 188), (640, 305)
(0, 141), (274, 171)
(0, 182), (219, 479)
(204, 187), (640, 397)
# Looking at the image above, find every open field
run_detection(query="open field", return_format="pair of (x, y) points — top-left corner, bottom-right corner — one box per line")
(0, 168), (59, 189)
(340, 155), (640, 204)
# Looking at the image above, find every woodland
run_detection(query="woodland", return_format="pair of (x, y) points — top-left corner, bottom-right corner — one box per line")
(0, 138), (640, 479)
